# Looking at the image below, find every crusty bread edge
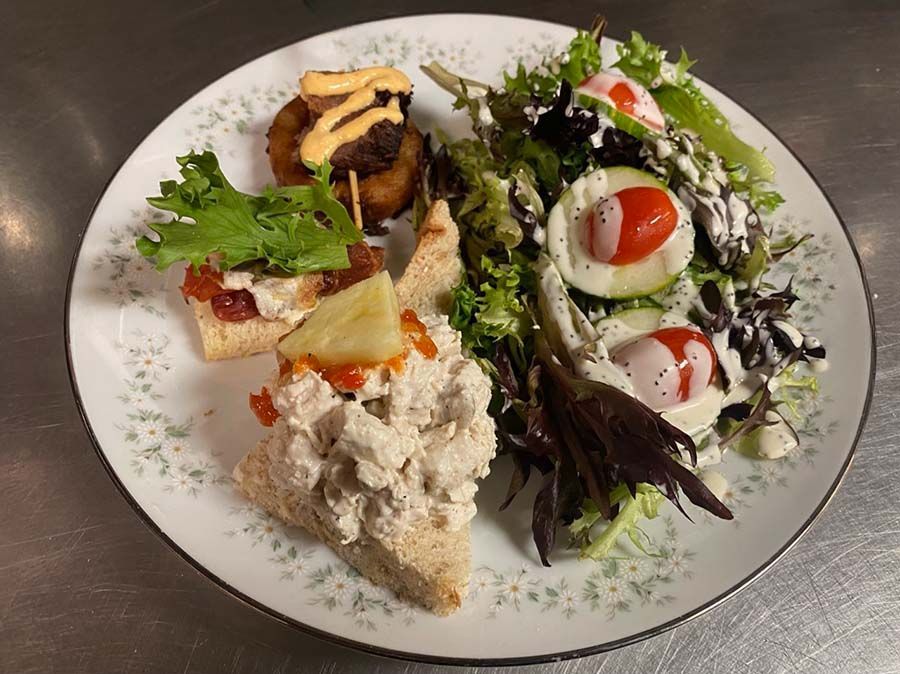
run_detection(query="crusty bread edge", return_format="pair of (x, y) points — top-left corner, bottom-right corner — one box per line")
(233, 439), (471, 616)
(191, 299), (296, 361)
(192, 200), (461, 360)
(395, 200), (463, 314)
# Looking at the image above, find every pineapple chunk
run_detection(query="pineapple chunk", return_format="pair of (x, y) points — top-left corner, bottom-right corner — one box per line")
(278, 271), (403, 366)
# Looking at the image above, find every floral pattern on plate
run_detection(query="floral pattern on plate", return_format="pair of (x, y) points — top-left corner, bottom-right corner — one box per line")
(93, 209), (168, 318)
(116, 331), (230, 495)
(185, 83), (295, 155)
(333, 31), (483, 73)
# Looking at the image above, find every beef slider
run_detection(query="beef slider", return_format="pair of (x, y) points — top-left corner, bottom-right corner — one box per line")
(267, 94), (423, 226)
(304, 89), (412, 177)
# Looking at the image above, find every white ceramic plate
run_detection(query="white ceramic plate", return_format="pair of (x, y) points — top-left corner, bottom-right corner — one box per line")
(66, 14), (874, 665)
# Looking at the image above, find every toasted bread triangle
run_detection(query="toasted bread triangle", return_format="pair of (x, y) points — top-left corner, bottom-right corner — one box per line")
(232, 201), (473, 614)
(394, 199), (463, 316)
(234, 439), (470, 615)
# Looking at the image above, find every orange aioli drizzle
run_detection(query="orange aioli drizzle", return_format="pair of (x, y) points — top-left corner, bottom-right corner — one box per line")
(298, 67), (411, 164)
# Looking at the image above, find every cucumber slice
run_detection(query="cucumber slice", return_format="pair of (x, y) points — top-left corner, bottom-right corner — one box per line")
(595, 306), (693, 351)
(577, 95), (656, 140)
(546, 166), (694, 300)
(603, 306), (666, 331)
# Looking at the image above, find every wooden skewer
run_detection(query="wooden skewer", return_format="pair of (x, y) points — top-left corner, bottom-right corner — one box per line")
(348, 169), (363, 230)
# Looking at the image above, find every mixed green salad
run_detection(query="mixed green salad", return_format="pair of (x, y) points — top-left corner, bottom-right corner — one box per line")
(420, 17), (827, 565)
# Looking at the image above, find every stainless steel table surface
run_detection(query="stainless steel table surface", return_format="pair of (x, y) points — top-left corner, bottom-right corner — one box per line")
(2, 0), (897, 672)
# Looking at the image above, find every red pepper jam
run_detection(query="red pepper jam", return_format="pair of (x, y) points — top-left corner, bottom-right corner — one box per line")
(384, 354), (406, 374)
(292, 354), (322, 375)
(400, 309), (437, 359)
(292, 354), (367, 391)
(181, 264), (260, 322)
(321, 364), (368, 391)
(249, 387), (280, 426)
(210, 290), (260, 322)
(180, 264), (226, 302)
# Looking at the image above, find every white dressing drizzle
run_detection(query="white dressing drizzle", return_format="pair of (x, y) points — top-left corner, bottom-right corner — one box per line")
(536, 257), (633, 393)
(757, 411), (799, 459)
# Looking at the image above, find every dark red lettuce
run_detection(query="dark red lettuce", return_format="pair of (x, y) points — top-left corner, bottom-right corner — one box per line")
(496, 333), (733, 566)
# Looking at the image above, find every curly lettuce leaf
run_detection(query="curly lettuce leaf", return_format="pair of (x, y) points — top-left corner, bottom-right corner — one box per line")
(136, 151), (362, 274)
(571, 485), (666, 561)
(613, 31), (695, 89)
(423, 65), (594, 199)
(729, 168), (785, 212)
(503, 28), (603, 98)
(442, 137), (525, 254)
(450, 256), (533, 355)
(772, 362), (820, 418)
(652, 85), (776, 183)
(422, 23), (607, 215)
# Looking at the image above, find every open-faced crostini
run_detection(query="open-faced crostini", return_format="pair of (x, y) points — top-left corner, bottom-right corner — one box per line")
(137, 66), (422, 360)
(232, 201), (491, 616)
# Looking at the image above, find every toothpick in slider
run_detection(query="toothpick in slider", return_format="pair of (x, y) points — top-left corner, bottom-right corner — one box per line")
(348, 169), (363, 230)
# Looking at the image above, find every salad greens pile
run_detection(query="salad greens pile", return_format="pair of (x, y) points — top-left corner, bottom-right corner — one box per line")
(422, 17), (825, 565)
(136, 151), (363, 275)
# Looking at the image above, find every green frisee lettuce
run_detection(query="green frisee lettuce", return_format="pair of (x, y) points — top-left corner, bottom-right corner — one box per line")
(450, 256), (533, 357)
(571, 484), (666, 560)
(503, 29), (603, 98)
(136, 151), (362, 274)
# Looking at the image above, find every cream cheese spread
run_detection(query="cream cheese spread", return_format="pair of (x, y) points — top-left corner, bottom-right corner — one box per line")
(222, 271), (317, 324)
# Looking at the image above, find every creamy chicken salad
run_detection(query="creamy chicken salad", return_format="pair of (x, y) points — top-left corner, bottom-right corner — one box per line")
(263, 315), (496, 543)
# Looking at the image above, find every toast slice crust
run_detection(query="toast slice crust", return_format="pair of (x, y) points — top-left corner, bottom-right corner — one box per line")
(194, 199), (461, 361)
(232, 201), (476, 615)
(191, 299), (297, 361)
(394, 199), (463, 316)
(234, 439), (470, 615)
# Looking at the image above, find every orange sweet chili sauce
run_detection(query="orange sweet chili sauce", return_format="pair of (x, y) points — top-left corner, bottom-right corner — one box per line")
(248, 387), (280, 427)
(250, 309), (437, 424)
(400, 309), (438, 359)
